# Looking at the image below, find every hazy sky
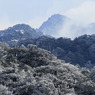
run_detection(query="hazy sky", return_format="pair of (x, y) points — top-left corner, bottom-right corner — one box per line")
(0, 0), (95, 30)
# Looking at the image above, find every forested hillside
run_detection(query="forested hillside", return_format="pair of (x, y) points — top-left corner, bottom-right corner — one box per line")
(0, 43), (95, 95)
(18, 34), (95, 68)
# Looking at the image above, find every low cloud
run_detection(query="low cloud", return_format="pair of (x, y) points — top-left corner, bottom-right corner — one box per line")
(54, 1), (95, 39)
(66, 1), (95, 25)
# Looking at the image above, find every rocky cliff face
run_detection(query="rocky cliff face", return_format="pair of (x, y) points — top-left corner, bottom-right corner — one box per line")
(0, 43), (95, 95)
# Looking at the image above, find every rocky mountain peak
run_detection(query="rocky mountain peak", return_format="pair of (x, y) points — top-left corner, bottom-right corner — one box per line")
(10, 24), (34, 32)
(0, 24), (43, 46)
(39, 14), (69, 36)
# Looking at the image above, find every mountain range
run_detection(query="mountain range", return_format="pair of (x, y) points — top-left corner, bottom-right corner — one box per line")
(39, 14), (95, 39)
(0, 14), (95, 68)
(0, 14), (95, 94)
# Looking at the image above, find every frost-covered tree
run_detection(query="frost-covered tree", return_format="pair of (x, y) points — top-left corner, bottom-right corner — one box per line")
(0, 43), (95, 95)
(0, 85), (12, 95)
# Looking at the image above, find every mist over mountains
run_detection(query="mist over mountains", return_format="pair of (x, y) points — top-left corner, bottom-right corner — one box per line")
(0, 14), (95, 68)
(1, 0), (95, 94)
(0, 14), (95, 94)
(39, 14), (95, 39)
(0, 14), (95, 40)
(39, 14), (69, 37)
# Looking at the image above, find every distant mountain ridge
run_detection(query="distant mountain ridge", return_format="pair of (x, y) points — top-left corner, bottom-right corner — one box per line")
(0, 24), (43, 46)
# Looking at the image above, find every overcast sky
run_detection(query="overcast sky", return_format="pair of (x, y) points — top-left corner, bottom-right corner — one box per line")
(0, 0), (95, 30)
